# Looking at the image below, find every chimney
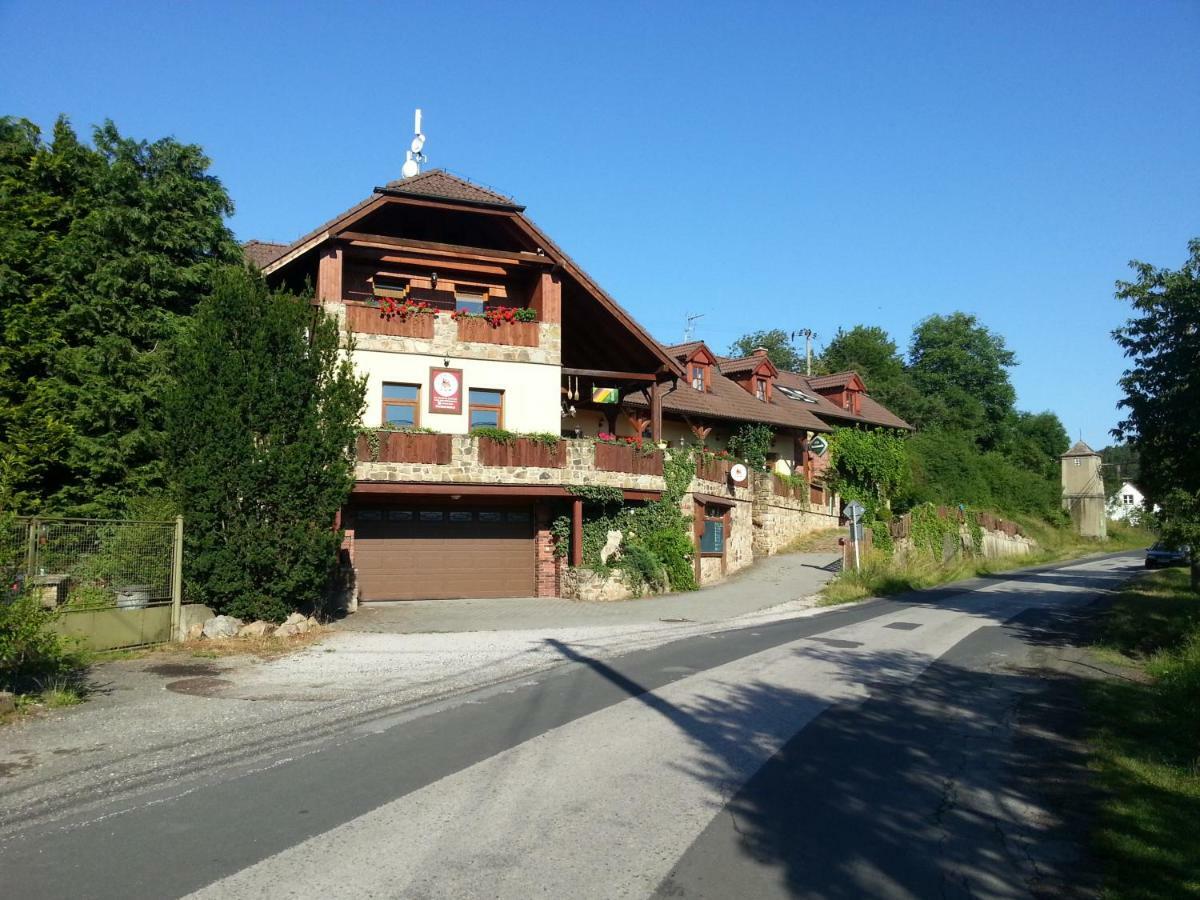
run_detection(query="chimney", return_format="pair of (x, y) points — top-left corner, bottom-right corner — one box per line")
(752, 347), (768, 357)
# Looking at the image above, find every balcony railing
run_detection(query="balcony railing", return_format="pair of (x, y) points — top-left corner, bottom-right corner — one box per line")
(476, 435), (564, 468)
(356, 431), (452, 464)
(456, 317), (539, 347)
(344, 303), (436, 339)
(593, 442), (664, 477)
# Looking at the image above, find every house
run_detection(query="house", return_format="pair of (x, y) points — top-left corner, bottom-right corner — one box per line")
(249, 168), (911, 602)
(1107, 481), (1146, 522)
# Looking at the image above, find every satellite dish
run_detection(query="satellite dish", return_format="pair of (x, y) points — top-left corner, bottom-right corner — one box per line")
(410, 135), (425, 154)
(730, 463), (748, 484)
(401, 158), (419, 178)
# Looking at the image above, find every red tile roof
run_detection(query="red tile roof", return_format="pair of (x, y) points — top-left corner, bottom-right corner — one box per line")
(242, 240), (289, 269)
(776, 370), (912, 430)
(379, 169), (520, 209)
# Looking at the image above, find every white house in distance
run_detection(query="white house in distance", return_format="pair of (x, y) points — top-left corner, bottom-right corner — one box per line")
(1107, 481), (1146, 522)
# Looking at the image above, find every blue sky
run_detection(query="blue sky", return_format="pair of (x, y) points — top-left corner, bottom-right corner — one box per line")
(2, 1), (1196, 448)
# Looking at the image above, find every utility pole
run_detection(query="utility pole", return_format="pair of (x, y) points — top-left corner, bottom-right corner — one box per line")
(792, 329), (815, 376)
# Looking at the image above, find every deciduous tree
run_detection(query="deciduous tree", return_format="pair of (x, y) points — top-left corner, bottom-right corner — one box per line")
(1113, 238), (1200, 586)
(729, 329), (804, 373)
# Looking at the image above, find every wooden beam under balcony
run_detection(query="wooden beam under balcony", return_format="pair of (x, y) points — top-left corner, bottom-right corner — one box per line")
(561, 367), (658, 382)
(351, 483), (663, 501)
(338, 232), (555, 267)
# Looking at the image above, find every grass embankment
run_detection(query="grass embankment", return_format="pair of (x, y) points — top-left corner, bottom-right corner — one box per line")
(1088, 568), (1200, 900)
(819, 518), (1152, 606)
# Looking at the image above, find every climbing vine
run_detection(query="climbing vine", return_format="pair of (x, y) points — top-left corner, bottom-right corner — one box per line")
(826, 427), (910, 521)
(572, 448), (697, 593)
(910, 503), (961, 559)
(726, 424), (775, 472)
(551, 515), (571, 558)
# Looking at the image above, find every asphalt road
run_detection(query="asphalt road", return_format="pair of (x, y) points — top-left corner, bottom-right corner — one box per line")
(0, 553), (1136, 899)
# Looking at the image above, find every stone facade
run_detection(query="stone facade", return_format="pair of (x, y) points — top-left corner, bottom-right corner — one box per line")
(355, 437), (666, 493)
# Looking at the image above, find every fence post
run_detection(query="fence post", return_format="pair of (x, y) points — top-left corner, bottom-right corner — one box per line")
(170, 515), (184, 641)
(24, 517), (38, 578)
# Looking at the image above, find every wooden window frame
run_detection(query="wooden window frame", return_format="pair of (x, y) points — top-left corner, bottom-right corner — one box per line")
(469, 387), (505, 431)
(382, 382), (421, 427)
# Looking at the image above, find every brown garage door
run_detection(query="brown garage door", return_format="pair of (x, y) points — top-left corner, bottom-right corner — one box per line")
(354, 508), (536, 601)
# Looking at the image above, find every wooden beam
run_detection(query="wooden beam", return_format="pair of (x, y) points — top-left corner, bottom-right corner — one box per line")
(561, 367), (658, 382)
(351, 482), (662, 501)
(571, 498), (584, 567)
(650, 381), (663, 443)
(340, 231), (553, 267)
(374, 254), (509, 277)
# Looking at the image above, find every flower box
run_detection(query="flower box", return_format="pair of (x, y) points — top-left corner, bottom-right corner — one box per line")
(456, 318), (539, 348)
(594, 442), (664, 476)
(477, 436), (564, 468)
(345, 303), (435, 339)
(696, 457), (732, 484)
(357, 431), (452, 464)
(772, 475), (806, 499)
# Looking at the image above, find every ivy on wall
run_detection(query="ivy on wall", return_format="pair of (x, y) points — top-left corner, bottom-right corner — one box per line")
(726, 424), (775, 472)
(570, 448), (698, 593)
(826, 427), (910, 521)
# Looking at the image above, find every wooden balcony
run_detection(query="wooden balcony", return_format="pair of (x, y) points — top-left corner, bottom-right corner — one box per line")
(456, 317), (539, 347)
(695, 457), (732, 484)
(344, 302), (435, 339)
(593, 442), (664, 477)
(356, 431), (452, 464)
(476, 435), (565, 468)
(772, 474), (807, 500)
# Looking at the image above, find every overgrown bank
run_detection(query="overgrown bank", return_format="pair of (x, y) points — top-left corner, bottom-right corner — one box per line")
(1087, 568), (1200, 900)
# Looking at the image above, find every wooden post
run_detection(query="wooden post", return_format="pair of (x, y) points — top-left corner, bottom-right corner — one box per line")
(316, 243), (343, 302)
(170, 515), (184, 641)
(571, 498), (584, 567)
(650, 381), (663, 444)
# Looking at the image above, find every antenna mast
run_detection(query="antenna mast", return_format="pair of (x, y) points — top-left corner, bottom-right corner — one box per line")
(792, 328), (815, 376)
(401, 108), (427, 179)
(684, 312), (704, 343)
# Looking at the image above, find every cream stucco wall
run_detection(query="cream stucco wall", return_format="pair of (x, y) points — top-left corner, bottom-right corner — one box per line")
(353, 348), (561, 435)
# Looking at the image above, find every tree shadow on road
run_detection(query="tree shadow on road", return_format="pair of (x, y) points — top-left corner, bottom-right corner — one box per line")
(545, 584), (1113, 899)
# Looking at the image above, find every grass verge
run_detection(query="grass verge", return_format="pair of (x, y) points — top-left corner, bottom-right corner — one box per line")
(1087, 567), (1200, 900)
(818, 519), (1153, 606)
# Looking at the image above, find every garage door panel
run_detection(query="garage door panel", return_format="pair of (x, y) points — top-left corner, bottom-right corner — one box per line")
(354, 509), (536, 600)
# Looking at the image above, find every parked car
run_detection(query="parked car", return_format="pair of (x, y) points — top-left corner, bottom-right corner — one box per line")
(1145, 542), (1191, 569)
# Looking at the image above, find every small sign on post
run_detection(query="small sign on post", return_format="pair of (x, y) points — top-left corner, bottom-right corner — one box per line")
(844, 500), (866, 573)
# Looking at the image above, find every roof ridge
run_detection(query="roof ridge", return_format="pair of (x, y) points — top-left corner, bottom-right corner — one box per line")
(380, 167), (519, 207)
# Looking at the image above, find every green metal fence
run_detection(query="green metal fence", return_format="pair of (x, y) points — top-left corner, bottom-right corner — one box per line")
(3, 516), (184, 650)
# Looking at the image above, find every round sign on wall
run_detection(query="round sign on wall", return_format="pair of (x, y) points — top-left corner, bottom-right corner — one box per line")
(433, 371), (459, 398)
(730, 463), (748, 484)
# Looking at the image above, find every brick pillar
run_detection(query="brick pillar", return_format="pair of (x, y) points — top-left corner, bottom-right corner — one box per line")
(535, 506), (560, 598)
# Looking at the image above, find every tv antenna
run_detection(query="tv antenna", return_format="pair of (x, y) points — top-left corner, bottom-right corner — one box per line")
(792, 328), (816, 376)
(401, 109), (427, 179)
(684, 312), (704, 343)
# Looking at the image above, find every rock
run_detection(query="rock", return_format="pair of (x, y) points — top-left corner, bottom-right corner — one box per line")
(305, 616), (320, 630)
(599, 530), (623, 565)
(238, 621), (274, 638)
(185, 622), (204, 641)
(202, 615), (243, 640)
(274, 622), (301, 637)
(0, 691), (15, 716)
(282, 612), (307, 627)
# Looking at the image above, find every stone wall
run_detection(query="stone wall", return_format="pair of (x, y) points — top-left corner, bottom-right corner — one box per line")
(356, 437), (666, 493)
(980, 528), (1038, 559)
(561, 567), (640, 602)
(750, 476), (842, 558)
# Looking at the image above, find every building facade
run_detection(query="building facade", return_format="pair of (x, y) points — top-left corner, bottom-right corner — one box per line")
(250, 169), (910, 603)
(1060, 440), (1107, 538)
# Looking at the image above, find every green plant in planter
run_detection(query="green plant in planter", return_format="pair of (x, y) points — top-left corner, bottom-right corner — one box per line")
(471, 426), (517, 444)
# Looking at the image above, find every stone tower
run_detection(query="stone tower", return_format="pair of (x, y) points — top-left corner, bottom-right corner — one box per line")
(1060, 440), (1107, 538)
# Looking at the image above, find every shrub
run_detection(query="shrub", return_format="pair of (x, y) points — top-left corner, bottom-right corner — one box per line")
(0, 593), (78, 694)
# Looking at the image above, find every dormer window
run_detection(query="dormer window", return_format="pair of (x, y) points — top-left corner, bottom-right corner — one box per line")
(691, 365), (706, 391)
(755, 379), (767, 401)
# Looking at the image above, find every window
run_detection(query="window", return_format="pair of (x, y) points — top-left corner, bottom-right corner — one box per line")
(372, 275), (409, 300)
(691, 365), (706, 391)
(755, 379), (767, 401)
(700, 504), (727, 555)
(469, 388), (504, 430)
(1123, 494), (1134, 505)
(455, 290), (486, 315)
(382, 383), (420, 427)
